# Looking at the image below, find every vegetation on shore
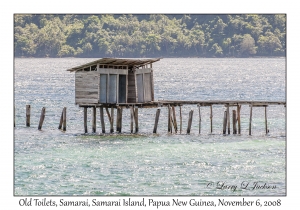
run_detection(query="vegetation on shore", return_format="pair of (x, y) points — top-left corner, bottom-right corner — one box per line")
(14, 14), (286, 58)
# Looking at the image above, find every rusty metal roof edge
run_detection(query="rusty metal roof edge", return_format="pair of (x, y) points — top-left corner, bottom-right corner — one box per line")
(67, 57), (161, 72)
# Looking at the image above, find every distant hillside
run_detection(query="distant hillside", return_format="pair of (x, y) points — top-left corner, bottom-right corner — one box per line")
(14, 14), (286, 58)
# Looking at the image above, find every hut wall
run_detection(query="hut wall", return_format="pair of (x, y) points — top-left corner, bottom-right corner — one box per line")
(75, 71), (99, 104)
(135, 68), (154, 103)
(127, 70), (137, 103)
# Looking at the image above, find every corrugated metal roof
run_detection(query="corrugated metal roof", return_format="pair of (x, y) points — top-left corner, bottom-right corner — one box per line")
(67, 57), (161, 72)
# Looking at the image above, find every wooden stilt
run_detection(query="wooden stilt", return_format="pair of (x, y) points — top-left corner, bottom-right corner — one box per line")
(180, 105), (182, 134)
(130, 106), (134, 133)
(265, 106), (268, 134)
(168, 105), (171, 133)
(58, 110), (63, 129)
(153, 108), (161, 133)
(227, 105), (230, 134)
(197, 104), (201, 134)
(249, 105), (253, 135)
(26, 105), (30, 127)
(172, 106), (178, 133)
(100, 107), (105, 133)
(223, 110), (227, 135)
(134, 107), (138, 133)
(84, 107), (87, 133)
(186, 110), (194, 134)
(232, 110), (237, 134)
(210, 105), (213, 133)
(62, 107), (66, 131)
(237, 105), (241, 134)
(38, 107), (46, 130)
(92, 106), (96, 133)
(14, 105), (15, 127)
(110, 108), (114, 133)
(116, 107), (123, 133)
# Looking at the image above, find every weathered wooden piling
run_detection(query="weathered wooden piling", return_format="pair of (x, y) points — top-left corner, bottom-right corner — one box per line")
(134, 107), (138, 133)
(92, 107), (96, 133)
(186, 110), (194, 134)
(265, 106), (268, 134)
(232, 110), (237, 134)
(26, 105), (30, 127)
(100, 107), (105, 133)
(116, 107), (123, 133)
(168, 106), (171, 133)
(197, 104), (201, 134)
(58, 110), (63, 129)
(110, 108), (114, 133)
(237, 105), (241, 134)
(38, 107), (46, 130)
(179, 105), (182, 134)
(223, 110), (227, 134)
(249, 105), (253, 135)
(172, 106), (178, 133)
(84, 107), (88, 133)
(153, 108), (161, 133)
(62, 107), (67, 131)
(210, 105), (213, 133)
(130, 106), (134, 133)
(227, 105), (230, 134)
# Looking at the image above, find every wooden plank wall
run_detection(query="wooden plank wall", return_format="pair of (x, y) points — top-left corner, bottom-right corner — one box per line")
(75, 71), (99, 104)
(127, 70), (137, 103)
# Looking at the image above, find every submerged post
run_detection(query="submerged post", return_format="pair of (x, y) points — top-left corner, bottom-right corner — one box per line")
(180, 105), (182, 134)
(58, 110), (63, 130)
(153, 108), (161, 133)
(237, 105), (241, 134)
(249, 105), (253, 135)
(172, 106), (178, 133)
(38, 107), (46, 130)
(223, 110), (227, 135)
(92, 107), (96, 133)
(265, 105), (268, 134)
(197, 104), (201, 134)
(110, 108), (114, 133)
(210, 105), (213, 134)
(134, 107), (138, 133)
(84, 107), (88, 133)
(26, 105), (30, 127)
(62, 107), (66, 131)
(100, 107), (105, 133)
(186, 110), (194, 134)
(232, 110), (237, 134)
(227, 105), (230, 134)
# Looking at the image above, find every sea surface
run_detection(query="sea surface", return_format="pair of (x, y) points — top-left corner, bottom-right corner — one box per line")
(14, 58), (286, 196)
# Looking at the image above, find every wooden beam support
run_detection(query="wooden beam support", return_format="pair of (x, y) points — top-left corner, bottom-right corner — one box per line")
(130, 106), (134, 133)
(180, 105), (182, 134)
(186, 110), (194, 134)
(38, 107), (46, 130)
(26, 105), (30, 127)
(62, 107), (66, 131)
(116, 107), (123, 133)
(134, 107), (138, 133)
(110, 108), (114, 133)
(249, 105), (253, 135)
(210, 105), (213, 133)
(92, 106), (96, 133)
(197, 104), (201, 134)
(172, 106), (178, 133)
(237, 105), (241, 134)
(227, 105), (230, 134)
(223, 110), (227, 135)
(153, 108), (161, 133)
(265, 106), (268, 134)
(232, 110), (237, 134)
(84, 107), (88, 133)
(168, 105), (171, 133)
(100, 107), (105, 133)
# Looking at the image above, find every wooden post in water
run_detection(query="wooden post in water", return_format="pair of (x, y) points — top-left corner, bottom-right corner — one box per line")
(168, 105), (171, 133)
(232, 110), (237, 134)
(265, 106), (268, 134)
(172, 106), (178, 133)
(130, 106), (134, 133)
(38, 107), (46, 130)
(227, 105), (230, 134)
(26, 105), (30, 127)
(186, 110), (194, 134)
(210, 105), (213, 134)
(180, 105), (182, 134)
(84, 107), (88, 133)
(249, 105), (253, 135)
(110, 108), (114, 133)
(100, 107), (105, 133)
(237, 105), (241, 134)
(92, 106), (96, 133)
(62, 107), (66, 131)
(153, 108), (161, 133)
(197, 104), (201, 134)
(116, 107), (123, 133)
(134, 107), (138, 133)
(58, 110), (63, 129)
(223, 110), (227, 135)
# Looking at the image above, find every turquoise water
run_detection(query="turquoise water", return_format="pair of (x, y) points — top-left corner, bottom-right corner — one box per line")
(14, 58), (286, 195)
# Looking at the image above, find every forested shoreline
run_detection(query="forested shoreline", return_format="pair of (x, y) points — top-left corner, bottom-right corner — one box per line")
(14, 14), (286, 58)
